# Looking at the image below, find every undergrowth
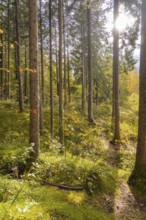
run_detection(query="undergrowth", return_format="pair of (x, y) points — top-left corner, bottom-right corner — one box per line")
(0, 96), (138, 219)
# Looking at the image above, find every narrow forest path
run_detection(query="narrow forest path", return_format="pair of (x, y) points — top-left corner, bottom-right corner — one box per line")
(102, 138), (146, 220)
(114, 182), (146, 220)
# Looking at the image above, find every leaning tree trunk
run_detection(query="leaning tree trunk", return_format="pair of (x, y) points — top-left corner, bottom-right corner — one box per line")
(29, 0), (40, 160)
(87, 0), (93, 122)
(129, 0), (146, 182)
(15, 0), (24, 112)
(112, 0), (120, 141)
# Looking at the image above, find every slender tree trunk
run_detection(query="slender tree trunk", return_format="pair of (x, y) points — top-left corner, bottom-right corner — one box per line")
(39, 0), (44, 132)
(63, 3), (67, 106)
(39, 0), (45, 104)
(0, 17), (3, 97)
(87, 1), (93, 122)
(81, 25), (86, 112)
(95, 80), (98, 106)
(39, 64), (43, 132)
(7, 0), (10, 99)
(66, 22), (70, 103)
(0, 33), (3, 97)
(24, 46), (28, 97)
(49, 0), (54, 138)
(129, 0), (146, 180)
(112, 0), (120, 141)
(15, 44), (18, 79)
(4, 34), (7, 96)
(15, 0), (24, 112)
(58, 0), (64, 147)
(55, 26), (59, 96)
(29, 0), (40, 160)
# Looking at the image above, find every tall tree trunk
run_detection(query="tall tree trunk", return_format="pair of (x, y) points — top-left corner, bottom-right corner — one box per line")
(7, 0), (10, 99)
(15, 44), (18, 79)
(66, 18), (70, 103)
(67, 44), (70, 103)
(39, 0), (44, 104)
(112, 0), (120, 141)
(4, 34), (7, 96)
(58, 0), (64, 147)
(29, 0), (40, 160)
(63, 2), (67, 106)
(24, 46), (28, 98)
(81, 24), (86, 112)
(87, 1), (93, 122)
(39, 0), (44, 132)
(0, 2), (3, 98)
(49, 0), (54, 138)
(15, 0), (24, 112)
(39, 64), (43, 132)
(95, 80), (98, 106)
(55, 26), (59, 96)
(129, 0), (146, 181)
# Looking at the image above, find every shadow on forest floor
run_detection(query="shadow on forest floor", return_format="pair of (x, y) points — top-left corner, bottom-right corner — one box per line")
(103, 138), (146, 220)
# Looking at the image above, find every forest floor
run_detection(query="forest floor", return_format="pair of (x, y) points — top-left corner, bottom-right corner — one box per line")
(104, 139), (146, 220)
(0, 101), (146, 219)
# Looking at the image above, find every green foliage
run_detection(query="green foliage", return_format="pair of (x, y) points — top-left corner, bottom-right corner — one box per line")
(0, 176), (113, 220)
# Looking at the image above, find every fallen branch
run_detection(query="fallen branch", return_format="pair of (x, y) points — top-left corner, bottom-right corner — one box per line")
(41, 180), (83, 191)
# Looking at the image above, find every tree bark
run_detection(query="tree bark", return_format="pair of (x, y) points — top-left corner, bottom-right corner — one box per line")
(39, 0), (45, 104)
(7, 0), (10, 99)
(81, 24), (86, 112)
(0, 7), (3, 98)
(58, 0), (64, 147)
(63, 2), (67, 106)
(130, 0), (146, 179)
(29, 0), (40, 160)
(87, 1), (93, 122)
(66, 23), (70, 103)
(24, 46), (28, 98)
(15, 0), (24, 112)
(49, 0), (54, 138)
(112, 0), (120, 141)
(55, 26), (59, 96)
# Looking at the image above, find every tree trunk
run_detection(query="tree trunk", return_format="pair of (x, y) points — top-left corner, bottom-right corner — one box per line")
(66, 18), (70, 103)
(24, 46), (28, 98)
(112, 0), (120, 141)
(7, 0), (10, 99)
(29, 0), (40, 160)
(95, 80), (98, 106)
(87, 1), (93, 122)
(0, 11), (3, 98)
(49, 0), (54, 138)
(58, 0), (64, 147)
(39, 0), (45, 104)
(15, 0), (24, 112)
(63, 2), (67, 106)
(81, 24), (86, 112)
(55, 26), (59, 96)
(129, 0), (146, 180)
(39, 0), (44, 132)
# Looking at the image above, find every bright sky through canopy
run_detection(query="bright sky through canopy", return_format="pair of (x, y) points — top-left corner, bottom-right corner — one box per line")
(115, 13), (135, 32)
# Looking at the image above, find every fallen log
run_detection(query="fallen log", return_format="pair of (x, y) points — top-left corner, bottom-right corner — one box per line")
(41, 180), (83, 191)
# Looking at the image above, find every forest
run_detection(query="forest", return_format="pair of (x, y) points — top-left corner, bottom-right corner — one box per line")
(0, 0), (146, 219)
